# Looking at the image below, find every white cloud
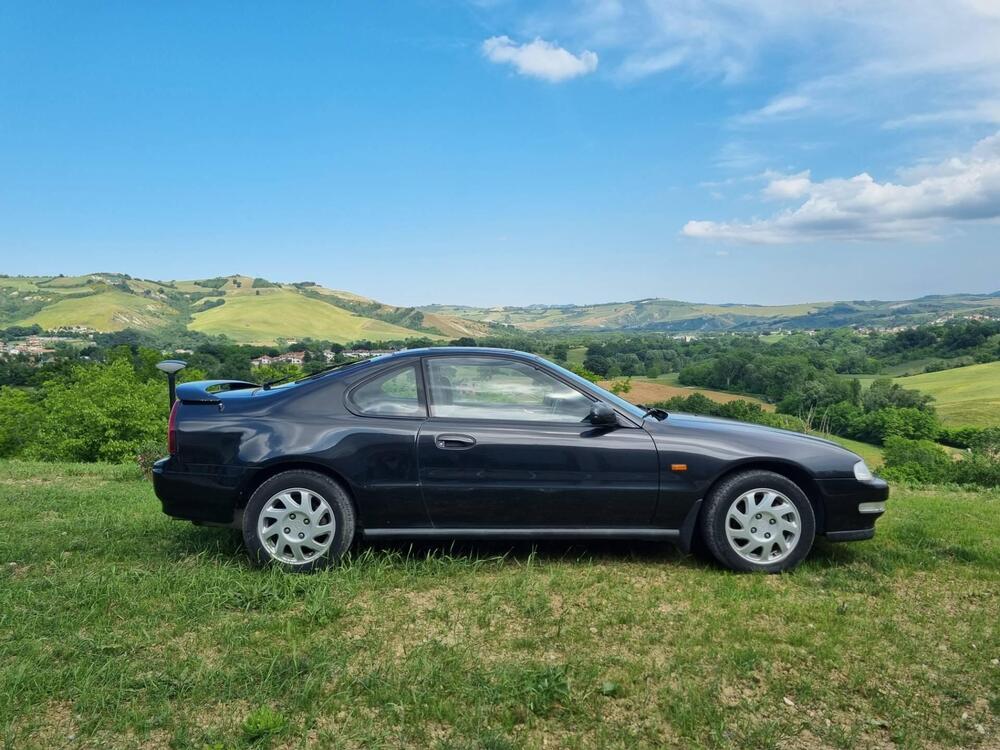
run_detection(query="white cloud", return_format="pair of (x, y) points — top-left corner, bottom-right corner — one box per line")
(762, 170), (811, 200)
(682, 132), (1000, 243)
(498, 1), (1000, 128)
(737, 95), (813, 124)
(481, 36), (598, 82)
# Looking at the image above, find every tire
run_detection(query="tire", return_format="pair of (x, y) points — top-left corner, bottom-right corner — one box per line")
(700, 470), (815, 573)
(242, 470), (356, 572)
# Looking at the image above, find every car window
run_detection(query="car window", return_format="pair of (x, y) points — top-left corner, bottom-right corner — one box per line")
(426, 356), (592, 422)
(350, 365), (424, 417)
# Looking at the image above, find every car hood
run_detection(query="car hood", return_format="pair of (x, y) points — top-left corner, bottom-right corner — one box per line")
(662, 412), (843, 447)
(642, 411), (861, 470)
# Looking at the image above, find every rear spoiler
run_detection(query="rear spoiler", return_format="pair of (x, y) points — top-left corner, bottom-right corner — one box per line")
(175, 379), (259, 404)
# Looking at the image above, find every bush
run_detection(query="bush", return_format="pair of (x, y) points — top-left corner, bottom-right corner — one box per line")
(881, 437), (953, 484)
(0, 387), (43, 457)
(25, 360), (167, 463)
(881, 431), (1000, 488)
(939, 425), (987, 450)
(136, 437), (168, 480)
(816, 401), (865, 438)
(862, 378), (935, 412)
(858, 407), (940, 444)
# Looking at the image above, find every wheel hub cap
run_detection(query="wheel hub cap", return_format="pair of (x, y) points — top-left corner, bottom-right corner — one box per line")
(725, 488), (800, 564)
(257, 488), (335, 565)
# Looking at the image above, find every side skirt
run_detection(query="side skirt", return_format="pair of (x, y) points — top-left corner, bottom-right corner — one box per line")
(363, 527), (681, 541)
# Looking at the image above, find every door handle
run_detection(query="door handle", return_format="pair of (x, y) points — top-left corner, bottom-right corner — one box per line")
(436, 433), (477, 450)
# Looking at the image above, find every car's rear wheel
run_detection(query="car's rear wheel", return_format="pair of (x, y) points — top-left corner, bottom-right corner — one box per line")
(700, 470), (815, 573)
(243, 470), (355, 572)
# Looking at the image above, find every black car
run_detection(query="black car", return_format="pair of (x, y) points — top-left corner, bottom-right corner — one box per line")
(153, 347), (888, 573)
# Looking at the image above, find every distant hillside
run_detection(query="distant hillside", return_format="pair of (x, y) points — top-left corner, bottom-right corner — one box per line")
(1, 272), (996, 342)
(421, 292), (1000, 333)
(0, 273), (492, 344)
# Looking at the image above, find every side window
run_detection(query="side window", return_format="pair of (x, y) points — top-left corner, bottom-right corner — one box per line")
(426, 357), (592, 422)
(349, 365), (424, 417)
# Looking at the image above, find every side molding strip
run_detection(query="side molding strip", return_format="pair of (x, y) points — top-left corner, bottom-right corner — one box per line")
(363, 527), (681, 541)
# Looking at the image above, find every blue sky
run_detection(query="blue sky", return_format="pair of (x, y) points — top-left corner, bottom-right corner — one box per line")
(1, 1), (998, 307)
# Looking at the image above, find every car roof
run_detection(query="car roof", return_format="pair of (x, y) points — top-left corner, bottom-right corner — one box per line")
(381, 347), (538, 361)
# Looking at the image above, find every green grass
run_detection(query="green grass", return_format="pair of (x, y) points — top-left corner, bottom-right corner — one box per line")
(893, 362), (1000, 428)
(189, 288), (441, 344)
(2, 461), (998, 749)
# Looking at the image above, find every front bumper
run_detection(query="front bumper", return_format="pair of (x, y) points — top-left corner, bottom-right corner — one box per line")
(152, 457), (253, 525)
(815, 476), (889, 541)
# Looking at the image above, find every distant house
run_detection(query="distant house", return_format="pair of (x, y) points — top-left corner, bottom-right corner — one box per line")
(341, 349), (395, 359)
(250, 351), (306, 368)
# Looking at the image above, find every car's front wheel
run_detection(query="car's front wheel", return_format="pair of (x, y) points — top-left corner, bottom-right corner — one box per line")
(700, 470), (815, 573)
(243, 470), (355, 572)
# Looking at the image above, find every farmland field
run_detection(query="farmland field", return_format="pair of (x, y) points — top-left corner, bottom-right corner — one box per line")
(2, 461), (997, 749)
(602, 375), (774, 411)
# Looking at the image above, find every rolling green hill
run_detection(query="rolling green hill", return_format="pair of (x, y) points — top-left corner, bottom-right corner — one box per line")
(422, 292), (1000, 333)
(0, 273), (488, 344)
(188, 288), (432, 344)
(1, 272), (997, 342)
(892, 362), (1000, 428)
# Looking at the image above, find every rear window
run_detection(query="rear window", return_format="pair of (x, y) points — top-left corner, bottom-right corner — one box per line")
(348, 365), (424, 417)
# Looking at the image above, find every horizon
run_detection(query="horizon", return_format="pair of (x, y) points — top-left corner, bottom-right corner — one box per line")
(5, 269), (999, 311)
(3, 2), (999, 306)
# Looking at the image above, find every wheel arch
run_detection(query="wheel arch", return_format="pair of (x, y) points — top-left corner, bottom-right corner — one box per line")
(238, 459), (358, 514)
(700, 459), (826, 534)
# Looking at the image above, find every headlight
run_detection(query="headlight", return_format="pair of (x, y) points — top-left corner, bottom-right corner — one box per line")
(853, 460), (873, 481)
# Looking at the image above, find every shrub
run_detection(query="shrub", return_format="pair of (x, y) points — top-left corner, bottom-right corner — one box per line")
(0, 387), (43, 457)
(937, 426), (984, 449)
(25, 360), (167, 463)
(881, 432), (1000, 488)
(817, 401), (864, 438)
(859, 407), (940, 444)
(881, 437), (954, 484)
(136, 437), (168, 480)
(951, 452), (1000, 488)
(862, 378), (935, 412)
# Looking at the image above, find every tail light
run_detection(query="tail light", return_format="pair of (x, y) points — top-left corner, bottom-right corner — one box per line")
(168, 401), (178, 455)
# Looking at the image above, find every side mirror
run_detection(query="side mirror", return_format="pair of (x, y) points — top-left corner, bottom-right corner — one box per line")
(588, 401), (618, 426)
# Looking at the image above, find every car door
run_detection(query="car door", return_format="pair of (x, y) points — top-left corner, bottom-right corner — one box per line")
(342, 361), (432, 529)
(416, 354), (660, 527)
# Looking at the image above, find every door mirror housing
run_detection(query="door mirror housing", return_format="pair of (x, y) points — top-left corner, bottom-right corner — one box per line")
(588, 401), (618, 426)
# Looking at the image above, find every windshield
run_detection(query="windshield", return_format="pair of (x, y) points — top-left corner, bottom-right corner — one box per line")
(546, 360), (649, 420)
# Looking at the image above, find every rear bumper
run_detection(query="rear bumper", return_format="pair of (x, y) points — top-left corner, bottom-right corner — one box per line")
(152, 457), (252, 525)
(815, 476), (889, 540)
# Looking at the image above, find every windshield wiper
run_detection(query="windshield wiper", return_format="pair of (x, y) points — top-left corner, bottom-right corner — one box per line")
(262, 358), (369, 390)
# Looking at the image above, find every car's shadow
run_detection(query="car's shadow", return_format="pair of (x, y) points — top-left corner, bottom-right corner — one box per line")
(362, 537), (706, 567)
(161, 522), (715, 570)
(161, 521), (864, 572)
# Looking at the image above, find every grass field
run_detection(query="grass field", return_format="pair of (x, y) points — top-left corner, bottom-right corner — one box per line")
(2, 461), (997, 749)
(892, 362), (1000, 428)
(189, 289), (440, 344)
(835, 361), (1000, 428)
